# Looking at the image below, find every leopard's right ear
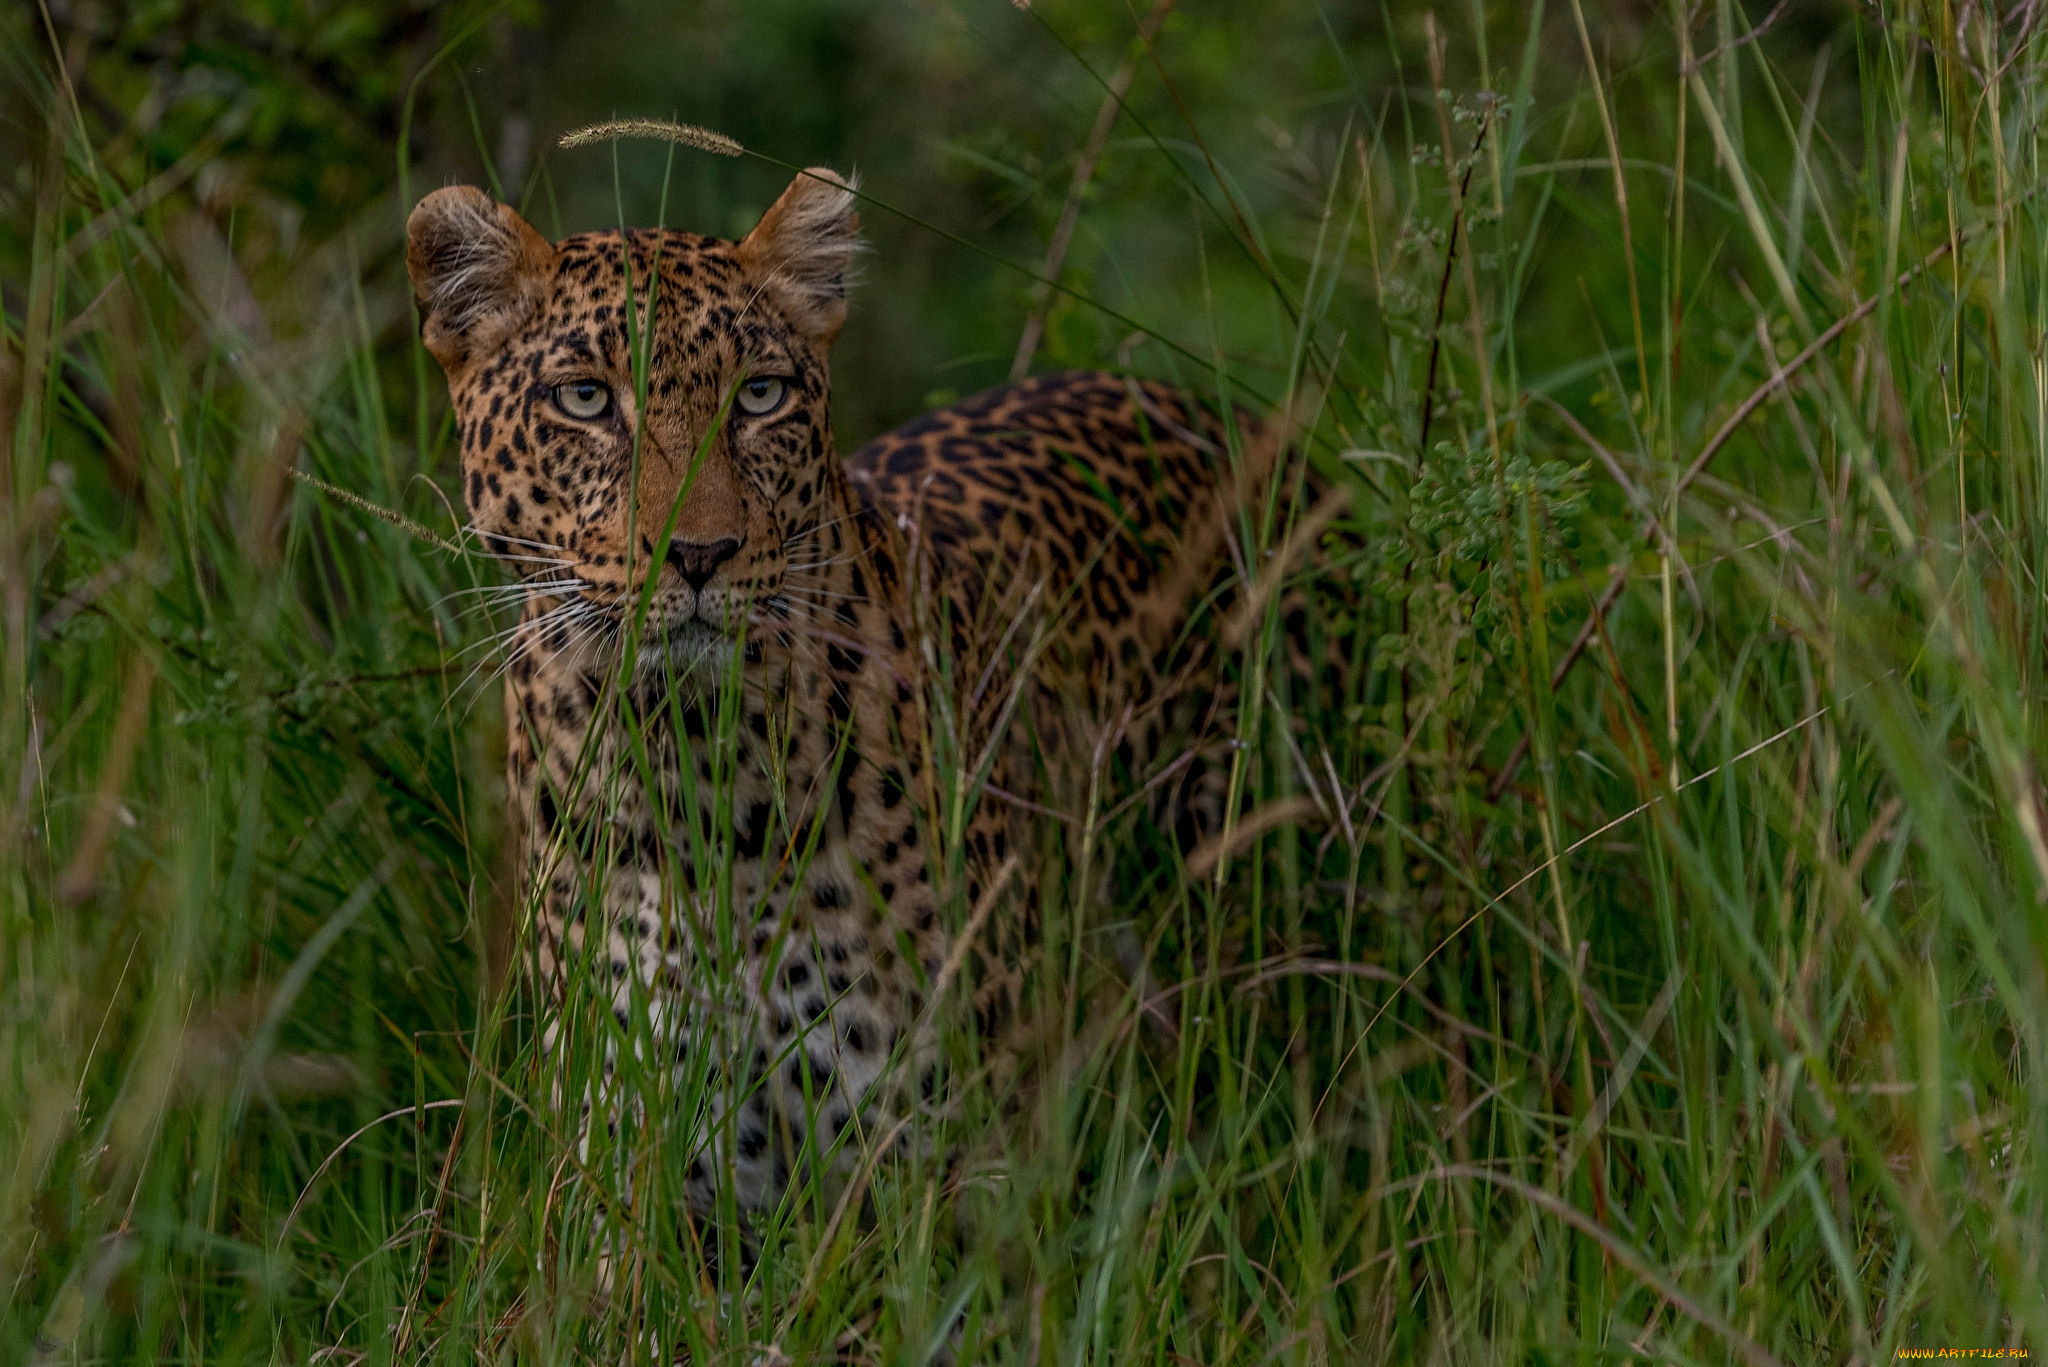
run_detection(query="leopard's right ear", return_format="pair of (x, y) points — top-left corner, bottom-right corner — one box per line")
(406, 186), (555, 372)
(738, 168), (861, 345)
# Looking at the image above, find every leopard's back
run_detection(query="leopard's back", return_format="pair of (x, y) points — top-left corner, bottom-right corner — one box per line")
(847, 370), (1264, 702)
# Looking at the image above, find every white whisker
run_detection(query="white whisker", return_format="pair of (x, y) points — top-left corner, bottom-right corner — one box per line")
(433, 578), (584, 610)
(462, 525), (572, 555)
(487, 603), (585, 691)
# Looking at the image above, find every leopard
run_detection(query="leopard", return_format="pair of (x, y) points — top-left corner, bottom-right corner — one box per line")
(405, 166), (1283, 1245)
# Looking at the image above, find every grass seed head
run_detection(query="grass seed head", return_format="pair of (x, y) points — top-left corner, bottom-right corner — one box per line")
(556, 118), (744, 157)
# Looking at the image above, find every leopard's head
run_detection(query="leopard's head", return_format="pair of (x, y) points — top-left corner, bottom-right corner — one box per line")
(406, 168), (861, 672)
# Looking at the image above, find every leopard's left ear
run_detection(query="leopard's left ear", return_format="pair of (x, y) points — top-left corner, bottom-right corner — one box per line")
(738, 167), (861, 345)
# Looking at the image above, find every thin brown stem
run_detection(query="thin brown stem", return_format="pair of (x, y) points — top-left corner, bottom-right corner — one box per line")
(1010, 0), (1177, 381)
(1680, 0), (1795, 76)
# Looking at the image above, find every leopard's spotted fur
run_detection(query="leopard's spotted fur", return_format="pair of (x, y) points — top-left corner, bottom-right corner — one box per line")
(407, 169), (1270, 1221)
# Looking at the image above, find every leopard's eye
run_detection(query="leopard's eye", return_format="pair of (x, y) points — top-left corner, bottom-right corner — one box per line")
(552, 380), (612, 420)
(735, 376), (789, 417)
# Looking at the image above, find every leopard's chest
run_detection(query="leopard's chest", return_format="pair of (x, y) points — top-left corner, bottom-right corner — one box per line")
(508, 631), (948, 1155)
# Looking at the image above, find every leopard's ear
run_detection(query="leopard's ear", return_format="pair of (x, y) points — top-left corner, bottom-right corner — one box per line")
(406, 186), (556, 372)
(738, 167), (861, 345)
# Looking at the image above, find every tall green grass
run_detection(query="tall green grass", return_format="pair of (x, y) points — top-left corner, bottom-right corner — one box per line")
(6, 1), (2048, 1361)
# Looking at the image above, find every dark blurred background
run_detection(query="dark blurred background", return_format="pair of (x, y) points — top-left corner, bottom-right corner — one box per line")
(1, 0), (1851, 450)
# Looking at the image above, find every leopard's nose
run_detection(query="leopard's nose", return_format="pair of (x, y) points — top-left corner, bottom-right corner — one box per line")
(666, 536), (741, 592)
